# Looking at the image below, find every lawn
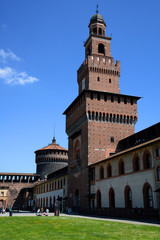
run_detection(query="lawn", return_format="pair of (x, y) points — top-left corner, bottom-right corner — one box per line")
(0, 216), (160, 240)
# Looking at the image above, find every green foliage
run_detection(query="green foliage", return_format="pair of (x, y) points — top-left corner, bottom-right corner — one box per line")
(0, 216), (159, 240)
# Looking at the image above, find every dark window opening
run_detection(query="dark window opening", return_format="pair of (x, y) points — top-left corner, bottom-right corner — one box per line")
(133, 156), (140, 171)
(98, 44), (105, 54)
(125, 186), (132, 208)
(144, 152), (152, 169)
(97, 77), (100, 81)
(93, 27), (97, 34)
(111, 137), (114, 143)
(109, 78), (111, 83)
(99, 165), (104, 179)
(109, 188), (115, 208)
(107, 163), (112, 178)
(99, 28), (102, 35)
(97, 93), (100, 101)
(119, 160), (124, 175)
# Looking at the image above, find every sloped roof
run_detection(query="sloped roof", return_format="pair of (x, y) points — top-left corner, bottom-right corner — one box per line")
(35, 138), (68, 152)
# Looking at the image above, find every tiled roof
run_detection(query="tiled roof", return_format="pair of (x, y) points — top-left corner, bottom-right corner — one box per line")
(35, 138), (68, 152)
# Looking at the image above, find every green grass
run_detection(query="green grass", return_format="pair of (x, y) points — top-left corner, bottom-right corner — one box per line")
(0, 216), (159, 240)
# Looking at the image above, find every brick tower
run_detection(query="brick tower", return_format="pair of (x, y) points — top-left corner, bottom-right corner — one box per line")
(64, 10), (140, 212)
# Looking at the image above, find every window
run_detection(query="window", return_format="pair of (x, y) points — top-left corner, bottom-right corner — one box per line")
(119, 159), (125, 175)
(82, 78), (85, 90)
(99, 28), (102, 35)
(107, 163), (112, 177)
(109, 78), (111, 83)
(97, 93), (100, 101)
(93, 27), (97, 34)
(157, 166), (160, 181)
(98, 44), (105, 54)
(109, 188), (115, 208)
(155, 148), (160, 158)
(125, 186), (132, 208)
(1, 192), (4, 197)
(143, 183), (153, 208)
(110, 137), (114, 143)
(97, 77), (100, 81)
(104, 94), (107, 102)
(133, 154), (140, 171)
(99, 165), (104, 179)
(97, 190), (101, 208)
(143, 151), (152, 169)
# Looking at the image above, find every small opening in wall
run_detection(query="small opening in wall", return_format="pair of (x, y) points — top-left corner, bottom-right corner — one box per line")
(110, 137), (114, 143)
(109, 78), (111, 83)
(111, 95), (114, 102)
(97, 77), (100, 81)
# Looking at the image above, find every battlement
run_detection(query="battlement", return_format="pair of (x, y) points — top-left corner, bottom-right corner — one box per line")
(78, 55), (120, 79)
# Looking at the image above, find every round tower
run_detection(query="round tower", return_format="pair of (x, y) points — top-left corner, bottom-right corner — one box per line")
(35, 137), (68, 179)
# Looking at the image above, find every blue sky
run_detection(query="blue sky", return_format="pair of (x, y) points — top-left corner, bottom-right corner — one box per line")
(0, 0), (160, 173)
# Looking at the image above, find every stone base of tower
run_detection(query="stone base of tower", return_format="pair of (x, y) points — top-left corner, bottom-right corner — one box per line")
(67, 166), (89, 212)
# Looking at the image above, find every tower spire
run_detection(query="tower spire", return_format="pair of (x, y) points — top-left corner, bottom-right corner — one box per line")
(96, 4), (99, 14)
(52, 124), (56, 143)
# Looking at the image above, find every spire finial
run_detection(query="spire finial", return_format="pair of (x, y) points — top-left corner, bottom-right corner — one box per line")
(52, 124), (56, 143)
(96, 4), (99, 14)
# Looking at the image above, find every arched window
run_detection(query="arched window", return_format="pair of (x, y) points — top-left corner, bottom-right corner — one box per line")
(143, 183), (153, 208)
(107, 163), (112, 178)
(157, 166), (160, 181)
(74, 139), (80, 160)
(99, 165), (104, 179)
(99, 28), (102, 35)
(133, 154), (140, 171)
(143, 151), (152, 169)
(109, 188), (115, 208)
(124, 186), (132, 208)
(97, 190), (101, 208)
(119, 159), (124, 175)
(98, 44), (105, 54)
(93, 27), (97, 34)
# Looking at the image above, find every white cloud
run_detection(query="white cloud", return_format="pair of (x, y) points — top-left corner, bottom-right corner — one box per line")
(0, 49), (21, 63)
(0, 67), (39, 85)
